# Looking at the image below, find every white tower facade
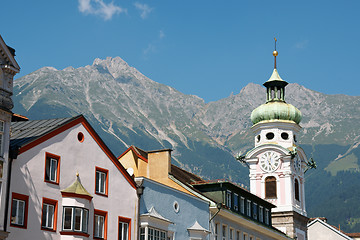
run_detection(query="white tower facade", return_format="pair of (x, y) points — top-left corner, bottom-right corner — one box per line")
(245, 49), (308, 240)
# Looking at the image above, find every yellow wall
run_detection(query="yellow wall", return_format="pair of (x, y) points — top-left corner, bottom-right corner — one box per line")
(118, 148), (194, 195)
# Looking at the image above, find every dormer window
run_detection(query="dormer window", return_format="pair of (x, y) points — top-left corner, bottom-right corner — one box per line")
(259, 206), (264, 222)
(234, 193), (239, 211)
(226, 190), (232, 208)
(252, 203), (258, 220)
(240, 197), (245, 214)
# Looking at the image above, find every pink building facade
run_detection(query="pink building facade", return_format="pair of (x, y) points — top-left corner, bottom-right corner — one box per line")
(7, 116), (138, 239)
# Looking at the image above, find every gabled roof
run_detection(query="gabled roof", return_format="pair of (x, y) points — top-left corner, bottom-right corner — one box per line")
(141, 206), (173, 224)
(170, 164), (204, 185)
(308, 218), (353, 240)
(10, 115), (137, 189)
(118, 145), (148, 162)
(119, 146), (204, 184)
(0, 34), (20, 72)
(11, 117), (76, 151)
(187, 220), (210, 233)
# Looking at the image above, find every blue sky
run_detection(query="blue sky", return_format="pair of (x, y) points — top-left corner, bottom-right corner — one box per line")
(2, 0), (360, 102)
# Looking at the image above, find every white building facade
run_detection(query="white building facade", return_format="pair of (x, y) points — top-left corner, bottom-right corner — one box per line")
(0, 34), (20, 240)
(7, 116), (138, 239)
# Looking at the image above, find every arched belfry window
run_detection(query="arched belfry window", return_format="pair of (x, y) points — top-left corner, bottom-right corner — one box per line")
(295, 179), (300, 201)
(265, 176), (277, 199)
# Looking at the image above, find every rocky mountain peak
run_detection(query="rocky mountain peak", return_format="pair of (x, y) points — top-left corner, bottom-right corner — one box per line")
(92, 56), (132, 79)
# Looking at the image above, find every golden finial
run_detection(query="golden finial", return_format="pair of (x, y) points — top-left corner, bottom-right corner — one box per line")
(273, 37), (278, 69)
(76, 172), (79, 177)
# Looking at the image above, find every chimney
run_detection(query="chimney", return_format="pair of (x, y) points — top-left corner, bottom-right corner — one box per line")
(147, 149), (172, 180)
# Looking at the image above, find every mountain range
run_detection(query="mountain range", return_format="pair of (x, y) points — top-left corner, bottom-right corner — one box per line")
(12, 57), (360, 232)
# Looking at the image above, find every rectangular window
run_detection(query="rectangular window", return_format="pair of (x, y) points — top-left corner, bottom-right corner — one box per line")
(229, 228), (234, 240)
(145, 227), (167, 240)
(215, 223), (218, 240)
(226, 190), (232, 208)
(95, 167), (108, 196)
(41, 198), (57, 231)
(236, 231), (240, 240)
(62, 207), (88, 233)
(234, 193), (239, 211)
(222, 225), (227, 240)
(246, 200), (251, 217)
(252, 203), (258, 220)
(94, 209), (107, 239)
(118, 216), (131, 240)
(0, 159), (3, 178)
(265, 209), (270, 225)
(10, 192), (29, 228)
(243, 233), (248, 240)
(259, 206), (264, 223)
(240, 197), (245, 214)
(140, 227), (145, 240)
(45, 152), (60, 184)
(0, 121), (4, 157)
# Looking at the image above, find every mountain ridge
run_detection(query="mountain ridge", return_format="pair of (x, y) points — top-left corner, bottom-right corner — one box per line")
(12, 56), (360, 232)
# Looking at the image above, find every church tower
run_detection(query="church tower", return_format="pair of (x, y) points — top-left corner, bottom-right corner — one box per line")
(245, 43), (308, 240)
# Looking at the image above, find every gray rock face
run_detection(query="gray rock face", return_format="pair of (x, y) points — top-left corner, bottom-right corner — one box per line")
(13, 56), (360, 168)
(12, 56), (360, 233)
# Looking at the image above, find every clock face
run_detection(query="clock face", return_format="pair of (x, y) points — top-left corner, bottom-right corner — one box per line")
(259, 151), (281, 172)
(294, 156), (301, 172)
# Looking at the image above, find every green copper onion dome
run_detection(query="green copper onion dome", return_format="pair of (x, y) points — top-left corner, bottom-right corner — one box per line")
(251, 68), (302, 125)
(251, 101), (302, 125)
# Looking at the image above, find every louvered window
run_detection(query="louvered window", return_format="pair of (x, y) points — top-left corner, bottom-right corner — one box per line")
(295, 179), (300, 201)
(265, 176), (277, 198)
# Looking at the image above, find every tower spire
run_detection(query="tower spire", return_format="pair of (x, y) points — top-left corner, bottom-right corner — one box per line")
(273, 37), (278, 69)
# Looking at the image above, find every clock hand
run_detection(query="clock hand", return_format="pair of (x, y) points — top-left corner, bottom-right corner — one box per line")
(266, 157), (274, 169)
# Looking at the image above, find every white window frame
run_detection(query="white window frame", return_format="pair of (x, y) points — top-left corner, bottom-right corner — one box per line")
(118, 220), (129, 240)
(94, 214), (105, 238)
(96, 170), (107, 194)
(140, 227), (145, 240)
(240, 197), (245, 214)
(243, 232), (248, 240)
(62, 207), (88, 233)
(226, 190), (232, 208)
(259, 206), (264, 223)
(234, 193), (239, 211)
(48, 158), (58, 182)
(42, 203), (55, 229)
(214, 223), (219, 240)
(252, 203), (258, 220)
(246, 200), (251, 217)
(265, 209), (269, 225)
(229, 228), (234, 240)
(11, 199), (25, 226)
(236, 231), (240, 240)
(222, 225), (227, 240)
(0, 121), (4, 157)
